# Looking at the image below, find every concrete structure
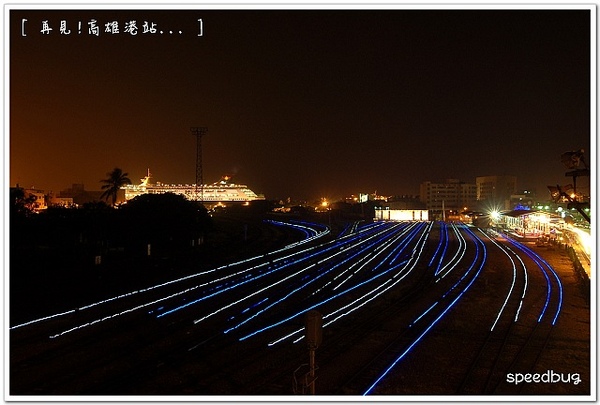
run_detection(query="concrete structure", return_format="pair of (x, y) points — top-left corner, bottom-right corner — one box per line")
(493, 209), (564, 240)
(23, 188), (47, 211)
(374, 199), (429, 221)
(476, 175), (517, 210)
(374, 207), (429, 221)
(48, 196), (74, 207)
(419, 179), (477, 214)
(509, 190), (536, 210)
(58, 184), (105, 205)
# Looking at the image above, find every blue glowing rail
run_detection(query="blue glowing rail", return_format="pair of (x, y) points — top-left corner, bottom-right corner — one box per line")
(363, 225), (487, 395)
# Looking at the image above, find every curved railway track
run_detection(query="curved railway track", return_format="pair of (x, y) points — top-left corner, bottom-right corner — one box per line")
(457, 231), (563, 394)
(9, 220), (574, 397)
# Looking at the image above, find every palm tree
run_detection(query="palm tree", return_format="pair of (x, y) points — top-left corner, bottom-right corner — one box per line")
(100, 167), (132, 206)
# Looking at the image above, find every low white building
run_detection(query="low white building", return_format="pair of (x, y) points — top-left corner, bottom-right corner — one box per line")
(374, 207), (429, 221)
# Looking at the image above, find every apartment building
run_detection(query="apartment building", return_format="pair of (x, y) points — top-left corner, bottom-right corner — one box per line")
(419, 179), (477, 213)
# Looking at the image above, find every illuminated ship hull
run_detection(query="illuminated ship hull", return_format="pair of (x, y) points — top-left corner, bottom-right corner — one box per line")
(122, 174), (265, 203)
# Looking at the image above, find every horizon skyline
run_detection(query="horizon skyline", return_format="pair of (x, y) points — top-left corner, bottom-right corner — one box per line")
(9, 7), (593, 201)
(13, 164), (591, 203)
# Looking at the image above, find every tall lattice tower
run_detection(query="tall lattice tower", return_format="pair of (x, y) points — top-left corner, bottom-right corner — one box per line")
(190, 127), (208, 201)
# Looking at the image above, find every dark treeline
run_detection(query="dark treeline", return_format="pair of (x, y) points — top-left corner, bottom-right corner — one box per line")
(9, 191), (307, 324)
(9, 189), (372, 324)
(11, 192), (212, 259)
(9, 193), (215, 323)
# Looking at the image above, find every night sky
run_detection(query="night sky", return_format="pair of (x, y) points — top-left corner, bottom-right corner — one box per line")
(9, 7), (592, 201)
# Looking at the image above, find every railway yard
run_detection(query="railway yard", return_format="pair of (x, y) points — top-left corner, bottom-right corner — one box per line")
(8, 217), (592, 398)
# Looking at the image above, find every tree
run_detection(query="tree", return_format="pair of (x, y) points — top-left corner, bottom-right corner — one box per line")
(10, 187), (38, 245)
(120, 192), (211, 253)
(100, 168), (132, 206)
(10, 187), (37, 218)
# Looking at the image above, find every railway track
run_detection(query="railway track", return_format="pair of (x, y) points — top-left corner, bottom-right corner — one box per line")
(9, 221), (570, 397)
(457, 232), (563, 394)
(335, 224), (487, 395)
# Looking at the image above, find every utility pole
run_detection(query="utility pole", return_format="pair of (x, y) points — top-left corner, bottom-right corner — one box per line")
(190, 127), (208, 201)
(442, 199), (446, 222)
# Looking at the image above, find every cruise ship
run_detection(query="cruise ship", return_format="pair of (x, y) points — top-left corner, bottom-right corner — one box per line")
(122, 171), (265, 203)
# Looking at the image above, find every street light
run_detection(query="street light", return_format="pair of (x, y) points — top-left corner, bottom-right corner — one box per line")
(489, 210), (501, 221)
